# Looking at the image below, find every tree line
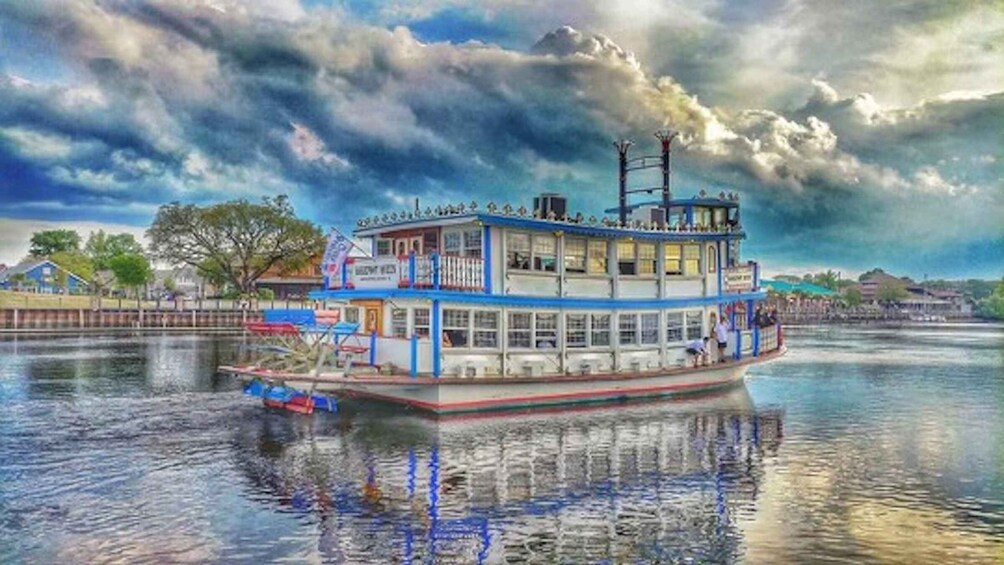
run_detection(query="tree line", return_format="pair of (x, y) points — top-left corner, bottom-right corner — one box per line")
(11, 195), (325, 300)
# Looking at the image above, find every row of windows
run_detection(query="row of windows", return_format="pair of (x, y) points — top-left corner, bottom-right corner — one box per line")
(506, 232), (717, 277)
(392, 307), (706, 349)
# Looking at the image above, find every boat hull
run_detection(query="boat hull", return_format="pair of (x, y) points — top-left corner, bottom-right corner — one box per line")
(221, 349), (782, 414)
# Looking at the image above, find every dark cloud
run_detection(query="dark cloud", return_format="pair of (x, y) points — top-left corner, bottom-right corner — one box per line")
(0, 1), (1000, 277)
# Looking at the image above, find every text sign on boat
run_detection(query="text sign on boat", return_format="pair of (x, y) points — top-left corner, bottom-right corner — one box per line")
(724, 264), (754, 292)
(351, 257), (400, 289)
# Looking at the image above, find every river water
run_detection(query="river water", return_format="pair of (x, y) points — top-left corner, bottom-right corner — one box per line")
(0, 325), (1001, 564)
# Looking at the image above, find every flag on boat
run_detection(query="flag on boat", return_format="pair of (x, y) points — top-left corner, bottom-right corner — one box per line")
(321, 228), (352, 288)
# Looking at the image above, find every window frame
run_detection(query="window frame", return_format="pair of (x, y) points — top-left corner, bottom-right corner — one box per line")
(666, 311), (684, 343)
(506, 231), (557, 273)
(390, 308), (408, 338)
(685, 310), (703, 341)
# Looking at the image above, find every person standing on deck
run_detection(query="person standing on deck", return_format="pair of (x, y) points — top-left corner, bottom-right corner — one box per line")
(715, 317), (730, 363)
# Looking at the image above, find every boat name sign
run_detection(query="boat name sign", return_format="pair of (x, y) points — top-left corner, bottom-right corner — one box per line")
(724, 265), (754, 292)
(351, 258), (400, 288)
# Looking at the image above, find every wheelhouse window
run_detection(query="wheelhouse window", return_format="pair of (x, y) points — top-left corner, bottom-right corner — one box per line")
(444, 232), (462, 255)
(376, 239), (392, 257)
(414, 308), (430, 337)
(617, 241), (636, 275)
(685, 311), (703, 341)
(533, 235), (557, 272)
(391, 308), (408, 338)
(565, 238), (587, 274)
(728, 241), (739, 267)
(665, 244), (682, 276)
(666, 312), (684, 342)
(588, 241), (608, 274)
(463, 229), (482, 258)
(443, 309), (469, 347)
(684, 244), (701, 276)
(507, 232), (556, 272)
(444, 228), (482, 257)
(507, 312), (532, 348)
(638, 243), (656, 275)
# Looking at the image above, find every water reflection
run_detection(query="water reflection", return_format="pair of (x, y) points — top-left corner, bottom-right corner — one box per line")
(230, 389), (784, 563)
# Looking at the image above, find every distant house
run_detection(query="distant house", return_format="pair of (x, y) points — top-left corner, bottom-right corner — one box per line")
(255, 254), (323, 299)
(148, 266), (212, 299)
(0, 258), (89, 294)
(854, 272), (972, 317)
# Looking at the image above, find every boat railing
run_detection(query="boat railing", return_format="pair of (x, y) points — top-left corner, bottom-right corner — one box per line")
(337, 253), (485, 292)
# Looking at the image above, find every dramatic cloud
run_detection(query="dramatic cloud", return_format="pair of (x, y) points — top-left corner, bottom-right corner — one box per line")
(0, 0), (1000, 277)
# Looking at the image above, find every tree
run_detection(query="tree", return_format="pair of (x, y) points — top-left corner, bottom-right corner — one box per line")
(109, 253), (153, 300)
(858, 268), (886, 282)
(977, 279), (1004, 320)
(8, 272), (33, 291)
(810, 270), (840, 290)
(29, 229), (81, 256)
(877, 281), (908, 303)
(147, 196), (324, 294)
(843, 287), (862, 307)
(49, 250), (95, 287)
(85, 231), (145, 270)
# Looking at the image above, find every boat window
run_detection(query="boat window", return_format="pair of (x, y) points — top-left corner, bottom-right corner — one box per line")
(587, 241), (608, 274)
(666, 312), (684, 342)
(591, 314), (611, 347)
(638, 243), (657, 275)
(565, 238), (587, 273)
(713, 208), (727, 228)
(506, 233), (531, 270)
(566, 314), (587, 348)
(640, 313), (659, 344)
(473, 311), (499, 348)
(665, 244), (682, 276)
(443, 309), (469, 347)
(685, 310), (703, 340)
(618, 314), (637, 345)
(683, 244), (701, 276)
(463, 229), (482, 258)
(534, 313), (558, 348)
(375, 239), (392, 257)
(423, 232), (438, 253)
(444, 232), (462, 256)
(414, 308), (430, 337)
(345, 307), (360, 324)
(533, 235), (557, 272)
(708, 244), (717, 273)
(728, 240), (739, 267)
(507, 312), (532, 348)
(391, 308), (408, 338)
(617, 241), (636, 276)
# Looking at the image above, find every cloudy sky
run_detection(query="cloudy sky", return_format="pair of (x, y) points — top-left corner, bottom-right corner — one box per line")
(0, 0), (1001, 278)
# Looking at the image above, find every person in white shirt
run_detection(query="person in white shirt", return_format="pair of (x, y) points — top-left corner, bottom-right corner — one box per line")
(685, 337), (709, 367)
(715, 318), (730, 363)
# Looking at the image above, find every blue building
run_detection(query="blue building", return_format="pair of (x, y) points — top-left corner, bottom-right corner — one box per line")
(0, 259), (89, 294)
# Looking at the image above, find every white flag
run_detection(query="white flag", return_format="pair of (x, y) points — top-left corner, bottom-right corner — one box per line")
(321, 229), (352, 287)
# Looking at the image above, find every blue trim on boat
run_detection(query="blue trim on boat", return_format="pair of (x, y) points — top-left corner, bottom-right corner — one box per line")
(408, 253), (416, 289)
(369, 331), (376, 365)
(310, 288), (767, 309)
(483, 225), (492, 295)
(410, 334), (418, 377)
(431, 299), (441, 377)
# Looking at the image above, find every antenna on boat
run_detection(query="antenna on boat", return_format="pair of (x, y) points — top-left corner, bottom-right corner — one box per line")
(615, 128), (679, 226)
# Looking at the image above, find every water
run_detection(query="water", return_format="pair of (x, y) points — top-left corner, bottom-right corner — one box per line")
(0, 326), (1001, 564)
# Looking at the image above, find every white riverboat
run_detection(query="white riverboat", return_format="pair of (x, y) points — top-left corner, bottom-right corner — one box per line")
(221, 131), (784, 413)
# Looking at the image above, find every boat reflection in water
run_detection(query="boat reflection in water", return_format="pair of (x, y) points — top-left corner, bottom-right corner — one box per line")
(232, 388), (784, 563)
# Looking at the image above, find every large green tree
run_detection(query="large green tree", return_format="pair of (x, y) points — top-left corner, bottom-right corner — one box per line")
(147, 196), (324, 294)
(877, 281), (909, 303)
(978, 279), (1004, 320)
(49, 250), (95, 288)
(108, 253), (153, 299)
(85, 231), (145, 270)
(29, 229), (81, 256)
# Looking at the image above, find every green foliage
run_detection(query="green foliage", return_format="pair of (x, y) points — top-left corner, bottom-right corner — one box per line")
(85, 231), (145, 270)
(8, 273), (34, 290)
(108, 253), (153, 295)
(29, 229), (81, 256)
(877, 281), (909, 302)
(257, 287), (276, 300)
(858, 268), (886, 282)
(843, 287), (862, 307)
(977, 280), (1004, 320)
(163, 276), (177, 293)
(147, 195), (324, 293)
(49, 251), (95, 285)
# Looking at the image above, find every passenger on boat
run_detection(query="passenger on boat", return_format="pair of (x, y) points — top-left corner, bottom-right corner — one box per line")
(715, 318), (730, 363)
(686, 337), (709, 367)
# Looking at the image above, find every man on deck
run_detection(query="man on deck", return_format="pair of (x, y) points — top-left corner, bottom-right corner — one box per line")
(715, 317), (730, 363)
(686, 337), (709, 367)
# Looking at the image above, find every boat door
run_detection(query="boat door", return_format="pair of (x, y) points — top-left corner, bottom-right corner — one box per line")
(394, 237), (422, 256)
(353, 300), (383, 335)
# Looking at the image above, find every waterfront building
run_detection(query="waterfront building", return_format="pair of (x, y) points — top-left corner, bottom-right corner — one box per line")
(0, 258), (89, 294)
